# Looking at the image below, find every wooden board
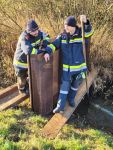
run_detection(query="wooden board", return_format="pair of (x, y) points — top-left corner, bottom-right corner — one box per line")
(41, 68), (98, 139)
(0, 84), (28, 111)
(0, 91), (19, 106)
(0, 93), (28, 111)
(29, 54), (53, 115)
(0, 84), (18, 99)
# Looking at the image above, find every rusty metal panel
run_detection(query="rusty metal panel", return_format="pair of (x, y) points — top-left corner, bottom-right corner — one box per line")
(29, 54), (54, 115)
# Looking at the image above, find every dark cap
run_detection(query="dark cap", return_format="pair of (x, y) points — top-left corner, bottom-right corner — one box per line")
(65, 16), (76, 27)
(26, 19), (39, 33)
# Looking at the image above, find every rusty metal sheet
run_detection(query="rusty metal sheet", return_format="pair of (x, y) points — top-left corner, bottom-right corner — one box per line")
(41, 68), (98, 139)
(29, 54), (54, 115)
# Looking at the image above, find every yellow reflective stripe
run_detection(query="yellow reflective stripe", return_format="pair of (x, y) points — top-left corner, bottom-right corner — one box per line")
(35, 39), (41, 44)
(63, 63), (86, 69)
(62, 38), (83, 43)
(48, 44), (56, 52)
(85, 29), (94, 38)
(81, 72), (86, 79)
(44, 37), (50, 41)
(61, 30), (94, 44)
(62, 40), (66, 43)
(31, 39), (41, 46)
(31, 48), (37, 54)
(63, 64), (69, 68)
(14, 60), (28, 67)
(70, 38), (82, 42)
(70, 63), (86, 69)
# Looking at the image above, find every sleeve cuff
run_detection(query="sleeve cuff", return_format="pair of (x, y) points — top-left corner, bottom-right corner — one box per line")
(85, 19), (90, 25)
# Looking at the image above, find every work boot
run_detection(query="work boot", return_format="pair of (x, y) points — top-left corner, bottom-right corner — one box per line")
(19, 86), (29, 95)
(25, 88), (29, 95)
(53, 99), (64, 113)
(17, 76), (27, 94)
(19, 87), (26, 94)
(53, 106), (64, 114)
(25, 83), (29, 95)
(68, 100), (75, 107)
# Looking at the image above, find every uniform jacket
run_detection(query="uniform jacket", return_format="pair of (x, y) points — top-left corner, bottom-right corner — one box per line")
(13, 30), (50, 69)
(45, 20), (93, 74)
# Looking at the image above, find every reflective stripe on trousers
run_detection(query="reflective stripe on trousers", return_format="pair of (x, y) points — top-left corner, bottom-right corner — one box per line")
(56, 72), (84, 110)
(57, 81), (70, 110)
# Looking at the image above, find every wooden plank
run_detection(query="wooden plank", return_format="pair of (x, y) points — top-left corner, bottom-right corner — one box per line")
(29, 54), (53, 115)
(0, 93), (28, 111)
(0, 84), (18, 99)
(0, 91), (19, 106)
(41, 68), (98, 139)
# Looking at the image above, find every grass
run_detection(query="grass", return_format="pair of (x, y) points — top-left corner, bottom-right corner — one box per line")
(0, 1), (113, 149)
(0, 105), (113, 150)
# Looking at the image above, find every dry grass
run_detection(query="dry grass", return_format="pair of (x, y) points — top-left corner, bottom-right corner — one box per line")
(0, 0), (113, 91)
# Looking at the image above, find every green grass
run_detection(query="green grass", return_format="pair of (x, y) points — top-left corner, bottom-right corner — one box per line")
(0, 107), (113, 150)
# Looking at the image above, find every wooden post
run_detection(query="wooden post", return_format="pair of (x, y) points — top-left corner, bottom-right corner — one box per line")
(27, 54), (34, 110)
(81, 20), (89, 96)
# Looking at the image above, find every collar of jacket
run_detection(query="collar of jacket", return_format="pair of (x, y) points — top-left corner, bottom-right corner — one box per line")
(25, 30), (42, 40)
(61, 26), (81, 40)
(71, 26), (81, 38)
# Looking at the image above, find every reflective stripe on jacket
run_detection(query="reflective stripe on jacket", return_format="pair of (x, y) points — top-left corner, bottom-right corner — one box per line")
(45, 20), (93, 74)
(13, 30), (50, 69)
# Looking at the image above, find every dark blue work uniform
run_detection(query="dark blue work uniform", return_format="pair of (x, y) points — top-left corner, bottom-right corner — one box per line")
(45, 21), (93, 111)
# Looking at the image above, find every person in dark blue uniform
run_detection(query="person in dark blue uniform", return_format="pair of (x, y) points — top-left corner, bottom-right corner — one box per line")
(13, 19), (50, 94)
(44, 15), (94, 113)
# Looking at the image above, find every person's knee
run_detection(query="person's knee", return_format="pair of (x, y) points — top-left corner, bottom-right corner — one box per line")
(60, 80), (70, 91)
(17, 76), (26, 88)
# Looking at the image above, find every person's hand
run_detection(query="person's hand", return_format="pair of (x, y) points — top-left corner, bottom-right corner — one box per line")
(44, 53), (50, 62)
(80, 15), (87, 23)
